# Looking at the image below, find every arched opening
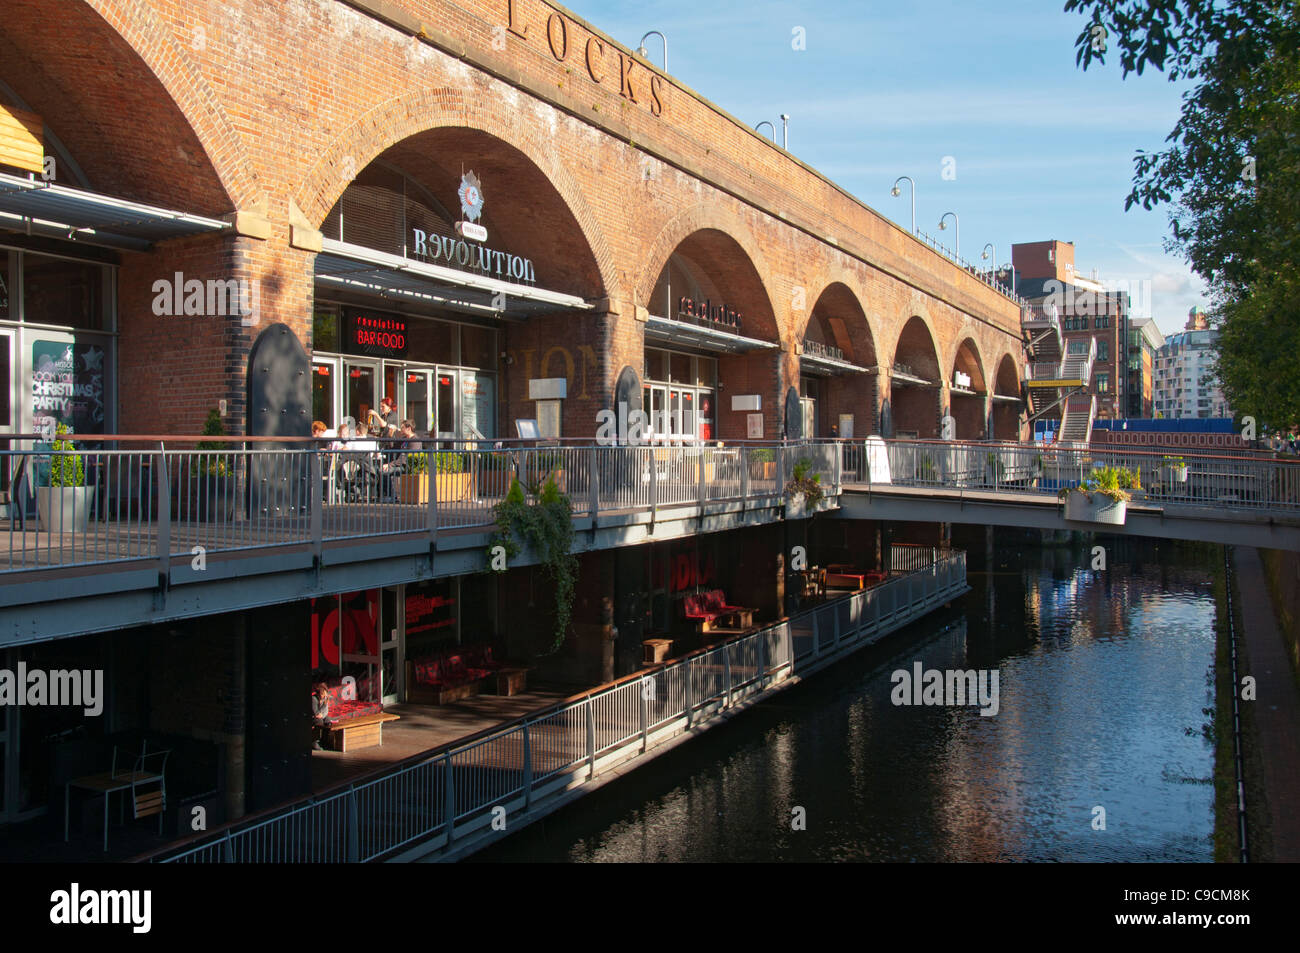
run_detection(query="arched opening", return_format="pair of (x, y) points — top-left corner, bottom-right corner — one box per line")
(642, 230), (777, 441)
(949, 339), (987, 440)
(991, 354), (1023, 441)
(311, 128), (604, 443)
(888, 317), (942, 439)
(0, 0), (239, 440)
(799, 282), (878, 439)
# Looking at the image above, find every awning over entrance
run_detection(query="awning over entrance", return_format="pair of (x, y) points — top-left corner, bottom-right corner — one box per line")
(801, 353), (874, 376)
(889, 368), (937, 387)
(0, 172), (231, 251)
(644, 315), (778, 354)
(316, 238), (594, 319)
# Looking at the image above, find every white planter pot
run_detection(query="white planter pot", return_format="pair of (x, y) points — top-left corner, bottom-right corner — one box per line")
(1063, 491), (1127, 525)
(1160, 466), (1188, 484)
(36, 485), (94, 534)
(785, 495), (809, 519)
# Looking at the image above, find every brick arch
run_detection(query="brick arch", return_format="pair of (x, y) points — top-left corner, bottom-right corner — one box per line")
(293, 86), (617, 298)
(992, 351), (1022, 395)
(949, 336), (988, 393)
(635, 202), (778, 337)
(990, 351), (1024, 441)
(78, 0), (261, 209)
(890, 314), (943, 382)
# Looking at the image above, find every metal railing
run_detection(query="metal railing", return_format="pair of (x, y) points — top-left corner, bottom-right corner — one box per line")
(151, 550), (967, 863)
(863, 438), (1300, 511)
(912, 228), (1026, 306)
(0, 439), (847, 576)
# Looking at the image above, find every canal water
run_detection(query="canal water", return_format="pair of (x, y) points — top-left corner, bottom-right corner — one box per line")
(475, 532), (1221, 862)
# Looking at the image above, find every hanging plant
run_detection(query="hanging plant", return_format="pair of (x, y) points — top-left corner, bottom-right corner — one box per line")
(784, 457), (824, 507)
(488, 475), (578, 656)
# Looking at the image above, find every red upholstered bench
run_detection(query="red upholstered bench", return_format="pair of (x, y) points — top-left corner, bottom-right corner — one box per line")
(684, 589), (755, 632)
(406, 645), (507, 704)
(312, 674), (398, 751)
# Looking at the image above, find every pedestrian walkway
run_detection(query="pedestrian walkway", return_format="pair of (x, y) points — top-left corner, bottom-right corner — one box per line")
(1233, 546), (1300, 861)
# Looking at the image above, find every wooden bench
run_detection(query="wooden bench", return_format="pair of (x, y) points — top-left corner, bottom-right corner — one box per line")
(325, 712), (400, 752)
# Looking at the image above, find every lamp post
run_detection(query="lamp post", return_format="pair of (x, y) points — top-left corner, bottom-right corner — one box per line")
(938, 212), (959, 258)
(754, 120), (776, 141)
(636, 31), (668, 72)
(780, 114), (789, 150)
(981, 242), (997, 282)
(890, 176), (915, 233)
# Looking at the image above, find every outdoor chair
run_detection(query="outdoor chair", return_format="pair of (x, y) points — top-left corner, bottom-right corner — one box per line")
(1, 455), (29, 529)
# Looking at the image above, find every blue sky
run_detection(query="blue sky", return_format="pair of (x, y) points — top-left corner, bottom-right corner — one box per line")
(566, 0), (1207, 337)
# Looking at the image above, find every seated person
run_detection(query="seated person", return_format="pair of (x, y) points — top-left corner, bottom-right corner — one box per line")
(311, 683), (332, 750)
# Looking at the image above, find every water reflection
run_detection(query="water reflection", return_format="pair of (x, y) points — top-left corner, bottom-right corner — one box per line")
(476, 536), (1217, 863)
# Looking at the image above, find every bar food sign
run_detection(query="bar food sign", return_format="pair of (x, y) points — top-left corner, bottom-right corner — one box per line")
(345, 311), (407, 357)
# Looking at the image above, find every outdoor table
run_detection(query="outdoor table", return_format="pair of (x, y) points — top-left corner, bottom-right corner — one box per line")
(64, 768), (164, 852)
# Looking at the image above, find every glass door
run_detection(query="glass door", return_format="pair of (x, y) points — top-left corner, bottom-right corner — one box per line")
(403, 369), (432, 435)
(646, 385), (668, 442)
(380, 587), (402, 705)
(343, 360), (378, 430)
(311, 361), (336, 430)
(435, 368), (457, 445)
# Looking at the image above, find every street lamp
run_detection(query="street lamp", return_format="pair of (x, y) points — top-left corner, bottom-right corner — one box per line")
(981, 242), (997, 281)
(637, 31), (668, 73)
(890, 176), (915, 233)
(938, 211), (959, 258)
(754, 120), (776, 141)
(780, 114), (789, 150)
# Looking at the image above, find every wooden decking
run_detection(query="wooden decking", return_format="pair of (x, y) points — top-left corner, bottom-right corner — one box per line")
(309, 688), (572, 792)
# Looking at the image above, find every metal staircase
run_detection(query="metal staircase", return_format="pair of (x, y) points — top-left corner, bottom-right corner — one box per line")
(1059, 394), (1096, 444)
(1023, 303), (1093, 440)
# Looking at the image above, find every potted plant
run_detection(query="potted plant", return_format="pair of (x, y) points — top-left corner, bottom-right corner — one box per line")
(1116, 464), (1143, 501)
(749, 447), (776, 481)
(396, 452), (430, 503)
(36, 423), (93, 534)
(1160, 456), (1188, 484)
(784, 457), (824, 518)
(434, 451), (474, 503)
(1058, 465), (1133, 525)
(188, 408), (235, 521)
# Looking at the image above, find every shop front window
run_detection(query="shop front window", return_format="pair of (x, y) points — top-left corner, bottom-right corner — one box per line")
(31, 339), (107, 436)
(312, 363), (334, 428)
(23, 253), (108, 331)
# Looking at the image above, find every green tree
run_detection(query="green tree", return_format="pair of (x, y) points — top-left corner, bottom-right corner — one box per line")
(1065, 0), (1300, 426)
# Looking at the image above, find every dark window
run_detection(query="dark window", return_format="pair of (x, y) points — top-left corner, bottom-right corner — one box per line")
(23, 253), (107, 330)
